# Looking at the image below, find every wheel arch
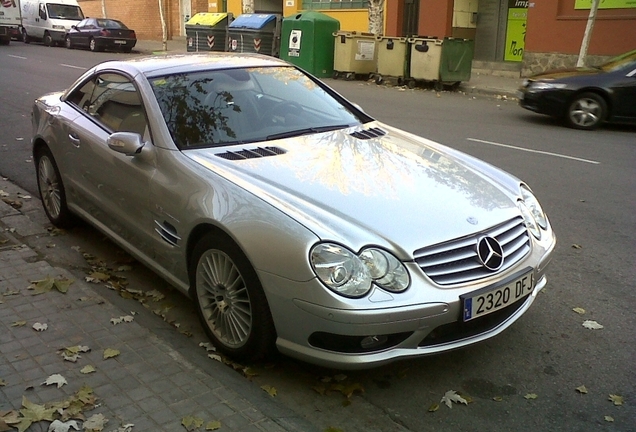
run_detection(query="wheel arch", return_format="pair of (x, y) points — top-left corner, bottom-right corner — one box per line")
(568, 87), (612, 118)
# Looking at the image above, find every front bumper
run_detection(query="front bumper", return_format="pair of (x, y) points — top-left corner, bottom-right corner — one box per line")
(261, 230), (556, 369)
(518, 88), (570, 118)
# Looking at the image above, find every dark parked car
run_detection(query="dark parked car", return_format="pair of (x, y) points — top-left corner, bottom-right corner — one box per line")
(65, 18), (136, 53)
(518, 49), (636, 130)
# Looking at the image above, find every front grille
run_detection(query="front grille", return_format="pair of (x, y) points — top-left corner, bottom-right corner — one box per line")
(215, 146), (286, 160)
(414, 217), (530, 285)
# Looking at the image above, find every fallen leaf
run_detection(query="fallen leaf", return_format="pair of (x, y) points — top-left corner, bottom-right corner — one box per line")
(572, 307), (586, 314)
(582, 320), (603, 330)
(32, 323), (48, 332)
(572, 244), (582, 249)
(440, 390), (468, 408)
(47, 419), (80, 432)
(103, 348), (120, 359)
(493, 396), (503, 402)
(113, 425), (134, 432)
(42, 374), (67, 388)
(11, 321), (26, 327)
(428, 403), (439, 412)
(205, 421), (221, 430)
(83, 413), (108, 431)
(0, 379), (6, 386)
(80, 365), (96, 374)
(181, 416), (203, 431)
(16, 396), (56, 432)
(261, 385), (277, 397)
(576, 385), (588, 394)
(608, 394), (623, 406)
(116, 265), (133, 272)
(604, 416), (614, 422)
(208, 353), (222, 362)
(524, 393), (538, 400)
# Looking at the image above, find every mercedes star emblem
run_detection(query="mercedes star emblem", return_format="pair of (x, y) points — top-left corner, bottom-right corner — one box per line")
(477, 236), (504, 271)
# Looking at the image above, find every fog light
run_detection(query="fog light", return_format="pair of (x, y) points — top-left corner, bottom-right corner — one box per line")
(360, 335), (388, 350)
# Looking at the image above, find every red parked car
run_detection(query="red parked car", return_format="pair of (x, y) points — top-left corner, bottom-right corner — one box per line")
(65, 18), (136, 53)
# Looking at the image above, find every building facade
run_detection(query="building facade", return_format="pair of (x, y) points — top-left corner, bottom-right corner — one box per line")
(78, 0), (636, 76)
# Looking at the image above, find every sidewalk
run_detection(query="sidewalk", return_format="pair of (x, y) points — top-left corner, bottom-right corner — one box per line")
(0, 177), (316, 431)
(132, 39), (523, 100)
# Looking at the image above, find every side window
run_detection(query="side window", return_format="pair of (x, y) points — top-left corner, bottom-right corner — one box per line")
(70, 73), (148, 136)
(38, 3), (47, 20)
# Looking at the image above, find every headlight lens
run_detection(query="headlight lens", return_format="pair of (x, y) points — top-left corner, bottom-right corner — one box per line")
(529, 81), (567, 90)
(520, 185), (548, 229)
(518, 201), (541, 239)
(310, 243), (410, 297)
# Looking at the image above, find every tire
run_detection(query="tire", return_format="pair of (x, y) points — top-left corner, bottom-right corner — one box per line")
(433, 81), (444, 92)
(407, 79), (416, 89)
(566, 92), (606, 130)
(35, 146), (76, 228)
(65, 36), (73, 49)
(22, 29), (30, 44)
(190, 233), (276, 362)
(345, 72), (355, 81)
(43, 32), (53, 47)
(89, 37), (99, 52)
(375, 75), (383, 85)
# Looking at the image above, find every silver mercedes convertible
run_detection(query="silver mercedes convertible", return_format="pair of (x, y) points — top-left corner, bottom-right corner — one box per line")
(32, 53), (556, 369)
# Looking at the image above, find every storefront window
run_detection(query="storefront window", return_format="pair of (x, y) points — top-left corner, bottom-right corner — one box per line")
(302, 0), (369, 9)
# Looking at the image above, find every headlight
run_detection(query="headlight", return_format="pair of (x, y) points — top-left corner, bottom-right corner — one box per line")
(518, 201), (541, 239)
(52, 25), (65, 30)
(520, 185), (548, 229)
(310, 243), (410, 298)
(529, 81), (567, 90)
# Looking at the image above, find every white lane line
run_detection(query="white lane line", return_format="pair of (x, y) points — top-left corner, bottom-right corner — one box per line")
(8, 54), (27, 59)
(59, 63), (87, 70)
(467, 138), (600, 165)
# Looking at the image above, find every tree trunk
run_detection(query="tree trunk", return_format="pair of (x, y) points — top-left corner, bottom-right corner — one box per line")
(368, 0), (385, 35)
(242, 0), (255, 14)
(159, 0), (168, 51)
(101, 0), (107, 18)
(577, 0), (600, 67)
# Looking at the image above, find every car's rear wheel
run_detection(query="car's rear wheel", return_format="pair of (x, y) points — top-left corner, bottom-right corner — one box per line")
(65, 36), (73, 49)
(43, 32), (53, 47)
(190, 233), (276, 362)
(35, 146), (75, 228)
(566, 92), (606, 130)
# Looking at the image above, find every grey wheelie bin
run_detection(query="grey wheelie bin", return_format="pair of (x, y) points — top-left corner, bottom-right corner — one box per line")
(280, 11), (340, 78)
(186, 13), (233, 52)
(227, 13), (282, 57)
(332, 31), (377, 80)
(407, 36), (443, 88)
(375, 36), (409, 84)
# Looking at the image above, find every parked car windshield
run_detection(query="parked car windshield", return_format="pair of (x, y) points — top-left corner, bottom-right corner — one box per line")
(47, 4), (84, 20)
(599, 49), (636, 72)
(149, 66), (366, 149)
(96, 19), (127, 29)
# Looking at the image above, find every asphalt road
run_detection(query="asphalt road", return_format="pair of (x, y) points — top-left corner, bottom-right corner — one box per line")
(1, 42), (635, 432)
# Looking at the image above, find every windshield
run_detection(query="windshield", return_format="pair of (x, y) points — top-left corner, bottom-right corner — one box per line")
(47, 4), (84, 20)
(149, 66), (367, 149)
(599, 49), (636, 72)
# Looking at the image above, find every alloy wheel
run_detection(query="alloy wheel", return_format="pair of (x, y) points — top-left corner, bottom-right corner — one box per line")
(37, 155), (62, 220)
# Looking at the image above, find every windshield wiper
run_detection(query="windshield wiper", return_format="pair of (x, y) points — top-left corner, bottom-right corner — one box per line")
(266, 124), (351, 141)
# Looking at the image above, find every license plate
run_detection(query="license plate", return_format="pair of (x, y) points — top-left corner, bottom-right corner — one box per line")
(461, 269), (534, 322)
(114, 40), (126, 44)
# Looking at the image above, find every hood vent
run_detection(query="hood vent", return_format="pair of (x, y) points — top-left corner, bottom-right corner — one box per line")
(350, 127), (386, 140)
(215, 146), (286, 161)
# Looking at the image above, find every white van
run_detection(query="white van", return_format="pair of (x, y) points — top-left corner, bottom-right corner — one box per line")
(21, 0), (83, 46)
(0, 0), (22, 45)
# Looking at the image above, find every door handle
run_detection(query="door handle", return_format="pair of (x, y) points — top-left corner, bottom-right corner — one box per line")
(68, 132), (80, 147)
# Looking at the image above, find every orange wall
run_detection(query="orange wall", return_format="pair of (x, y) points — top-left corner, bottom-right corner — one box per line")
(385, 0), (403, 37)
(418, 0), (453, 38)
(525, 0), (636, 56)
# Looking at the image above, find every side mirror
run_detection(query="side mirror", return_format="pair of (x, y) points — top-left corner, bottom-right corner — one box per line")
(107, 132), (144, 156)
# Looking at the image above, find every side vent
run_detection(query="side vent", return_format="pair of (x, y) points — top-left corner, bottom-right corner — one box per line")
(349, 127), (387, 140)
(155, 220), (181, 247)
(215, 146), (286, 160)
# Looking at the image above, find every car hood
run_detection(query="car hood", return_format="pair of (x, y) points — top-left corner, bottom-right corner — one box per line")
(185, 124), (522, 257)
(529, 67), (602, 81)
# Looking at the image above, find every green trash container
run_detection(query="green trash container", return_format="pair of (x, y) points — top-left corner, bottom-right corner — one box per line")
(375, 36), (409, 84)
(280, 12), (340, 78)
(228, 13), (282, 57)
(439, 37), (474, 83)
(332, 31), (378, 80)
(185, 13), (233, 52)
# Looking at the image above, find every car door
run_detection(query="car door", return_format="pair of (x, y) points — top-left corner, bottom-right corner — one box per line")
(611, 64), (636, 122)
(63, 72), (157, 253)
(76, 18), (93, 47)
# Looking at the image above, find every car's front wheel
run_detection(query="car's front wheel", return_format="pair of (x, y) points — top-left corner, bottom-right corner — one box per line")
(566, 92), (606, 130)
(190, 233), (276, 362)
(89, 37), (99, 52)
(43, 32), (53, 47)
(65, 36), (73, 49)
(35, 146), (75, 228)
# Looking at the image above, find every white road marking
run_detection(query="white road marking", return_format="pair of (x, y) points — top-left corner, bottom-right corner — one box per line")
(8, 55), (27, 59)
(59, 63), (87, 70)
(467, 138), (600, 165)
